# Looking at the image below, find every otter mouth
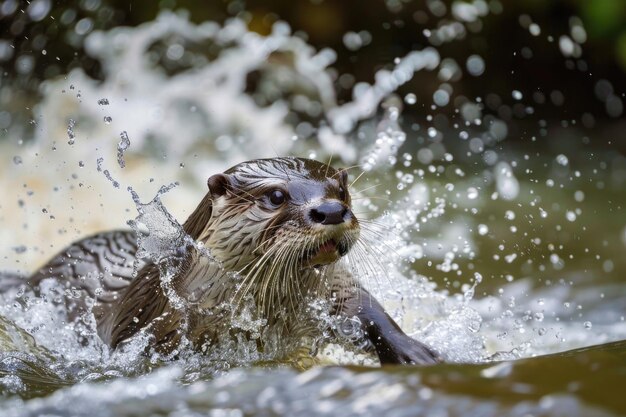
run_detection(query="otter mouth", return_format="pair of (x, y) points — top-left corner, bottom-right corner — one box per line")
(303, 238), (350, 268)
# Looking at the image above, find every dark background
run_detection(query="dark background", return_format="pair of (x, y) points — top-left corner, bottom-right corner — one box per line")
(1, 0), (625, 150)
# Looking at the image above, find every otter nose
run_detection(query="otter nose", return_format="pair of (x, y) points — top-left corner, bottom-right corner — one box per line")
(309, 201), (349, 225)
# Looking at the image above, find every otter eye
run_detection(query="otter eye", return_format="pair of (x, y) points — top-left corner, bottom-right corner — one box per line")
(268, 189), (286, 206)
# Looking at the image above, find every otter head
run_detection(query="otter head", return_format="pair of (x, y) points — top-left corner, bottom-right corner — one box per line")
(185, 157), (360, 273)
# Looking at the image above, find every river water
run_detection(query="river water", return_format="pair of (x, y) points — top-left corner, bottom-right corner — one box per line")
(1, 10), (625, 417)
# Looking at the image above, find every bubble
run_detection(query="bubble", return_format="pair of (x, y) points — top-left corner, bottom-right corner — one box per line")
(27, 0), (51, 21)
(16, 55), (35, 75)
(594, 79), (613, 101)
(469, 138), (484, 153)
(13, 155), (22, 165)
(103, 116), (112, 124)
(75, 18), (94, 36)
(438, 58), (461, 82)
(433, 89), (450, 106)
(215, 135), (233, 152)
(460, 102), (482, 123)
(565, 211), (576, 222)
(555, 154), (569, 166)
(505, 210), (515, 220)
(559, 35), (575, 57)
(505, 253), (517, 263)
(512, 90), (523, 100)
(478, 224), (488, 235)
(483, 150), (498, 165)
(489, 119), (508, 141)
(166, 44), (185, 61)
(606, 95), (623, 118)
(343, 31), (363, 51)
(404, 93), (417, 105)
(550, 90), (565, 106)
(574, 191), (584, 202)
(466, 55), (485, 76)
(583, 321), (592, 329)
(97, 98), (110, 105)
(529, 23), (541, 36)
(467, 187), (479, 200)
(495, 162), (519, 200)
(417, 148), (433, 164)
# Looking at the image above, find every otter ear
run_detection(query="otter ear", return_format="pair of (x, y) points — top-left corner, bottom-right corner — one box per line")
(207, 174), (232, 198)
(338, 168), (348, 185)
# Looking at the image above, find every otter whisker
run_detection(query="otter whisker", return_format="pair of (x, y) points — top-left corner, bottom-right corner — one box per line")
(330, 164), (363, 179)
(324, 154), (334, 179)
(351, 236), (395, 301)
(359, 223), (405, 262)
(232, 240), (285, 313)
(348, 170), (367, 189)
(262, 238), (290, 317)
(351, 183), (381, 196)
(222, 183), (258, 205)
(351, 196), (394, 204)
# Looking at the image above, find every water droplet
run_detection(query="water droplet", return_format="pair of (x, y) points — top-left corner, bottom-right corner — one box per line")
(103, 116), (112, 124)
(583, 321), (592, 329)
(67, 118), (76, 145)
(97, 98), (110, 105)
(13, 155), (22, 165)
(529, 23), (541, 36)
(574, 190), (585, 202)
(433, 89), (450, 106)
(466, 55), (485, 76)
(117, 131), (131, 168)
(12, 245), (27, 254)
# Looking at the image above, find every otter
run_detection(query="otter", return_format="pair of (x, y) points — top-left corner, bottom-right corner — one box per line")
(22, 157), (439, 365)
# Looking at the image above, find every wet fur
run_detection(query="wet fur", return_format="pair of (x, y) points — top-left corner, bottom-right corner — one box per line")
(21, 157), (440, 364)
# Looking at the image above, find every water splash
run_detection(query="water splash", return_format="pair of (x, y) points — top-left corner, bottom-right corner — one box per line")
(116, 131), (131, 169)
(0, 6), (625, 414)
(96, 157), (120, 188)
(328, 48), (440, 135)
(67, 118), (76, 145)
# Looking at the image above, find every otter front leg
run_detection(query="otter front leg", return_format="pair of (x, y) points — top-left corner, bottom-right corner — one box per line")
(344, 288), (440, 365)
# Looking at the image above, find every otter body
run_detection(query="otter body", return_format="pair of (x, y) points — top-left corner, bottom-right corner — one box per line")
(23, 158), (439, 364)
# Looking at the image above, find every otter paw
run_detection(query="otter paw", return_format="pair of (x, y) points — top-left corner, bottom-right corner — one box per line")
(376, 333), (441, 365)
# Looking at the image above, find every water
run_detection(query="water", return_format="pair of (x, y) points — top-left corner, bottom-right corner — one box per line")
(1, 9), (626, 417)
